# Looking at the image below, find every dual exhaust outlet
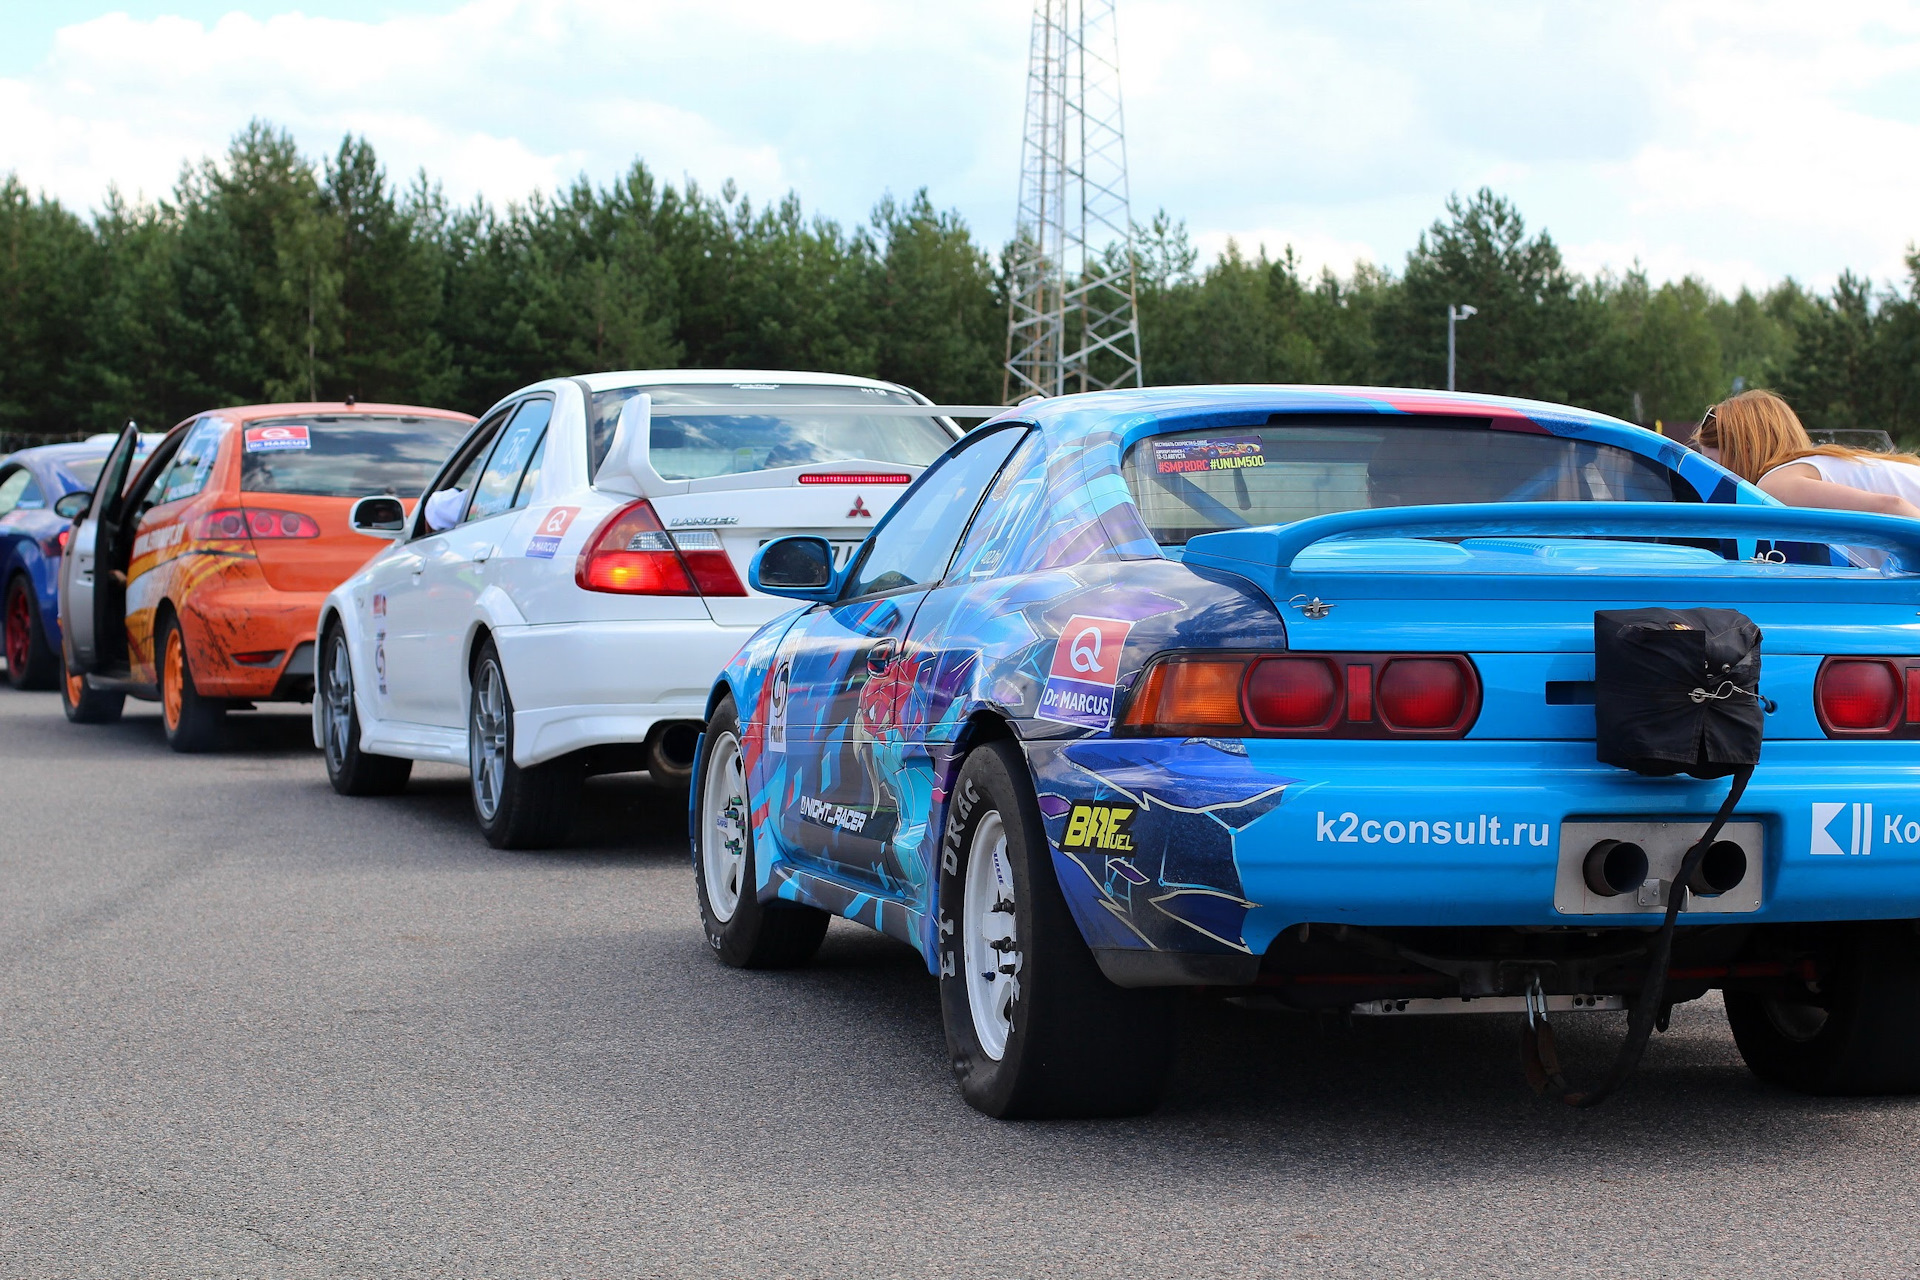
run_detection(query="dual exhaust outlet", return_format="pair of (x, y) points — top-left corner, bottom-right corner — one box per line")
(1582, 837), (1748, 899)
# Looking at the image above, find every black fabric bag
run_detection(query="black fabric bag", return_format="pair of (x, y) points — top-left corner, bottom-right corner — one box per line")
(1594, 607), (1765, 779)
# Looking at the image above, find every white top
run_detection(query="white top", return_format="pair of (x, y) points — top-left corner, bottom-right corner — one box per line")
(1762, 453), (1920, 505)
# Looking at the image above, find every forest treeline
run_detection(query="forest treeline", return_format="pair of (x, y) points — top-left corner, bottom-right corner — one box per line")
(3, 120), (1919, 445)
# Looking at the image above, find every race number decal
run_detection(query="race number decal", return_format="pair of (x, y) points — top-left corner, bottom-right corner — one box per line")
(1037, 615), (1134, 729)
(526, 506), (580, 559)
(244, 425), (311, 453)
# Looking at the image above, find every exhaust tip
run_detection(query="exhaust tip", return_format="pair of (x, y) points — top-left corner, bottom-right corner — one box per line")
(645, 721), (701, 786)
(1687, 839), (1748, 897)
(1583, 839), (1649, 897)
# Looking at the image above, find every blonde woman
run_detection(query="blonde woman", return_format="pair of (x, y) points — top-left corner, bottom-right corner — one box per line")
(1696, 389), (1920, 519)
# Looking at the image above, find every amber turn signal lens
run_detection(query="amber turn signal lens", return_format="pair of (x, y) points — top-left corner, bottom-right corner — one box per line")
(1122, 658), (1248, 731)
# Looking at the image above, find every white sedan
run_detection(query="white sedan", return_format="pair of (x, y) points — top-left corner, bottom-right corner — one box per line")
(313, 370), (980, 848)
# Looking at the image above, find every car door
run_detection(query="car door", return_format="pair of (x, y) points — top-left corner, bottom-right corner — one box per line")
(765, 424), (1025, 890)
(375, 406), (511, 727)
(59, 424), (144, 670)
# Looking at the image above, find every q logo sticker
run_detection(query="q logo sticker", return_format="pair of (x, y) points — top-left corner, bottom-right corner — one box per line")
(526, 506), (580, 559)
(1039, 615), (1133, 729)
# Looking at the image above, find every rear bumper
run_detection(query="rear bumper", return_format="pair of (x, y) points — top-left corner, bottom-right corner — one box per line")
(1024, 736), (1920, 979)
(179, 584), (325, 700)
(493, 619), (759, 766)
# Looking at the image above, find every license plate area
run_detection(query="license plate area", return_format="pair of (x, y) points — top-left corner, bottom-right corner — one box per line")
(1555, 819), (1764, 916)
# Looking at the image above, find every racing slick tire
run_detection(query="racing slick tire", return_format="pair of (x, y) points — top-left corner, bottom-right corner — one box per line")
(5, 574), (59, 690)
(937, 739), (1176, 1119)
(468, 637), (580, 850)
(59, 651), (123, 724)
(693, 695), (829, 968)
(158, 615), (226, 753)
(1726, 925), (1920, 1095)
(320, 625), (412, 797)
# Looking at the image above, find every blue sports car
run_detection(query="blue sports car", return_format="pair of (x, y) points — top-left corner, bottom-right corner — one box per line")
(0, 437), (157, 690)
(692, 385), (1920, 1116)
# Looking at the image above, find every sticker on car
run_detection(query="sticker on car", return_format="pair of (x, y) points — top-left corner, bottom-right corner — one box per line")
(1037, 615), (1134, 729)
(244, 425), (311, 453)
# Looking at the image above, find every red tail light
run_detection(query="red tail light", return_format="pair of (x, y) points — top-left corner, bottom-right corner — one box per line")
(1377, 659), (1470, 730)
(1121, 651), (1480, 738)
(1245, 657), (1339, 728)
(192, 507), (320, 540)
(1817, 659), (1902, 732)
(575, 501), (747, 597)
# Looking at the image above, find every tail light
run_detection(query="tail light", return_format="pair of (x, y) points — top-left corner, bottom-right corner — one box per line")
(41, 527), (70, 556)
(1815, 658), (1909, 734)
(193, 507), (320, 540)
(1120, 652), (1479, 738)
(575, 500), (747, 597)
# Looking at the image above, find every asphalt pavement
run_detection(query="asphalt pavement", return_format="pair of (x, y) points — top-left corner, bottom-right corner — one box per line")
(4, 688), (1920, 1278)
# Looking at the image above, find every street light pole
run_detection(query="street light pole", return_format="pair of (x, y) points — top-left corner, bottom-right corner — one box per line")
(1447, 303), (1477, 391)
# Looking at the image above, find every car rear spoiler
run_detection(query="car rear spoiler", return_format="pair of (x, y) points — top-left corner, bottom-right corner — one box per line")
(1183, 501), (1920, 581)
(593, 397), (1015, 498)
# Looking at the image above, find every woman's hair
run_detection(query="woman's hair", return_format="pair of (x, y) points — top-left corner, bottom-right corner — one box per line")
(1697, 388), (1920, 482)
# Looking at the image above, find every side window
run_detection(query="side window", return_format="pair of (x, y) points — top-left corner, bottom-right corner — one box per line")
(843, 426), (1024, 599)
(155, 418), (225, 507)
(948, 431), (1045, 581)
(0, 468), (32, 516)
(415, 407), (510, 538)
(16, 474), (45, 510)
(511, 431), (547, 510)
(467, 398), (553, 524)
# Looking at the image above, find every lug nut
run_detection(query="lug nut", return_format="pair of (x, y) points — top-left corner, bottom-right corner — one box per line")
(1687, 840), (1748, 897)
(1583, 839), (1649, 897)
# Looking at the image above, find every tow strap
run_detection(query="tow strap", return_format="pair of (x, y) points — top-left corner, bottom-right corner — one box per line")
(1525, 607), (1769, 1108)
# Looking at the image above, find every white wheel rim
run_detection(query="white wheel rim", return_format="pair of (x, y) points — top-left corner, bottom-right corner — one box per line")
(323, 637), (353, 771)
(470, 660), (508, 821)
(701, 731), (748, 922)
(962, 810), (1020, 1061)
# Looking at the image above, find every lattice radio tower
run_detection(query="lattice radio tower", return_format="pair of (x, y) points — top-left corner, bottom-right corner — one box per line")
(1003, 0), (1143, 403)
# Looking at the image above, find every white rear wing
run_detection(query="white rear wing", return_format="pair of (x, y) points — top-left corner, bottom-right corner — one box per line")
(593, 398), (1015, 498)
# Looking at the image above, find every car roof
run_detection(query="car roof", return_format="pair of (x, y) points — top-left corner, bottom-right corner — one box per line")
(193, 402), (477, 424)
(572, 369), (925, 398)
(2, 435), (161, 470)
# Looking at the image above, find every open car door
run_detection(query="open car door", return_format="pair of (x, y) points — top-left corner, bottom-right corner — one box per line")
(58, 424), (144, 673)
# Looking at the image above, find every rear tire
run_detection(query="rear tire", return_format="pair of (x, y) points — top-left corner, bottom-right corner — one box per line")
(693, 696), (829, 968)
(1727, 926), (1920, 1095)
(158, 616), (225, 753)
(320, 625), (412, 797)
(469, 637), (579, 849)
(60, 652), (123, 724)
(5, 575), (58, 690)
(937, 740), (1176, 1119)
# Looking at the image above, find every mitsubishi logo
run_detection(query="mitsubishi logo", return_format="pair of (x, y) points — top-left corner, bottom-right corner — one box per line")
(848, 496), (872, 518)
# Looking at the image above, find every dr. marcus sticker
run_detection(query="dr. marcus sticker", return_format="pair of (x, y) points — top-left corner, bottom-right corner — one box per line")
(1038, 615), (1134, 729)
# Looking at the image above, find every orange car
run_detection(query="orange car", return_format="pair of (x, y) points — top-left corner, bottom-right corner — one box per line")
(56, 403), (474, 750)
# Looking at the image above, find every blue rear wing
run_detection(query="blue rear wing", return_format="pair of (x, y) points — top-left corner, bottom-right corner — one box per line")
(1182, 502), (1920, 599)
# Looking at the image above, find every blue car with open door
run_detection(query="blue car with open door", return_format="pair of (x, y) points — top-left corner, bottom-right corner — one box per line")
(0, 437), (158, 690)
(692, 385), (1920, 1117)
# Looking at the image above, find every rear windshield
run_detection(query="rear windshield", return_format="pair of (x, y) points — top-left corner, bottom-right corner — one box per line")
(239, 415), (470, 498)
(1124, 419), (1690, 545)
(589, 383), (952, 482)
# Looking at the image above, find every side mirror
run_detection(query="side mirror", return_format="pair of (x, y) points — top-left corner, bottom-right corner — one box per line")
(349, 495), (407, 539)
(749, 535), (839, 601)
(53, 491), (91, 519)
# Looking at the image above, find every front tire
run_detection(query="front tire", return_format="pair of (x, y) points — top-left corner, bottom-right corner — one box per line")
(693, 695), (829, 968)
(937, 740), (1176, 1119)
(5, 575), (58, 690)
(60, 651), (123, 724)
(320, 625), (412, 796)
(469, 637), (579, 849)
(158, 616), (225, 753)
(1727, 925), (1920, 1095)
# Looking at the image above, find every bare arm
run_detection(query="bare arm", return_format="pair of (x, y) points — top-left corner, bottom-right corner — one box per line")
(1758, 462), (1920, 519)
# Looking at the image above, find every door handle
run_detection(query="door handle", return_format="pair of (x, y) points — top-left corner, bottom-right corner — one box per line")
(473, 544), (495, 563)
(865, 637), (897, 675)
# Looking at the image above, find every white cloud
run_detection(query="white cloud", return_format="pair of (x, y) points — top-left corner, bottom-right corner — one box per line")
(2, 0), (1918, 295)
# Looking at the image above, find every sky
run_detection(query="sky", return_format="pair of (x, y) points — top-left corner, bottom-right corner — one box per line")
(4, 0), (1920, 296)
